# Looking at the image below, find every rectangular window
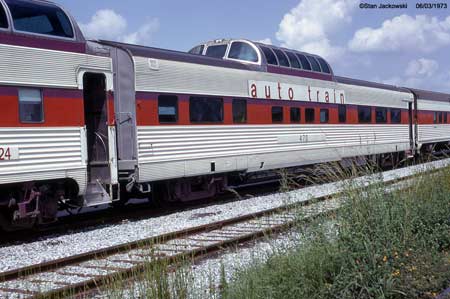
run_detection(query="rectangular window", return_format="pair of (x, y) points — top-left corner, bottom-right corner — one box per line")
(290, 107), (300, 123)
(390, 109), (401, 124)
(272, 106), (283, 123)
(446, 113), (449, 123)
(338, 104), (346, 123)
(158, 95), (178, 123)
(19, 88), (43, 123)
(305, 108), (315, 123)
(358, 106), (372, 123)
(189, 97), (223, 123)
(375, 107), (387, 123)
(434, 112), (438, 124)
(439, 112), (443, 123)
(232, 99), (247, 123)
(320, 109), (329, 123)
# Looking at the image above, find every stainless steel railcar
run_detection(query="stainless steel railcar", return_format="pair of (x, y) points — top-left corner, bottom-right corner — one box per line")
(0, 0), (449, 230)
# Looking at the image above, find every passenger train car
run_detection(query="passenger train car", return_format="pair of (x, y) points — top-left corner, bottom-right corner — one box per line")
(0, 0), (449, 230)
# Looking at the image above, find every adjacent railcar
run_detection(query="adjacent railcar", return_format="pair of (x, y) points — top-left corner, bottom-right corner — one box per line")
(0, 0), (449, 231)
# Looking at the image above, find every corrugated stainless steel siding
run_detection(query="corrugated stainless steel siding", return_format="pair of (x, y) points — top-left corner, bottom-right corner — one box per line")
(137, 125), (410, 181)
(134, 57), (410, 108)
(0, 127), (87, 194)
(0, 44), (112, 88)
(418, 125), (450, 143)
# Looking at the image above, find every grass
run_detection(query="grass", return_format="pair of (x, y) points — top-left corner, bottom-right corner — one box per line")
(220, 166), (450, 299)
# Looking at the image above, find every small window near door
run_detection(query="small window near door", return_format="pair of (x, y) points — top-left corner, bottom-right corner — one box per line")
(338, 104), (346, 123)
(391, 109), (401, 124)
(19, 88), (43, 123)
(305, 108), (315, 123)
(375, 107), (387, 123)
(272, 106), (283, 123)
(232, 99), (247, 123)
(320, 109), (329, 123)
(290, 107), (300, 122)
(158, 95), (178, 123)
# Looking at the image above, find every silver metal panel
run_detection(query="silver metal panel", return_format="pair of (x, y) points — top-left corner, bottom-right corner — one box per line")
(0, 44), (112, 89)
(137, 125), (410, 182)
(0, 127), (87, 194)
(134, 57), (410, 108)
(417, 125), (450, 144)
(417, 99), (450, 112)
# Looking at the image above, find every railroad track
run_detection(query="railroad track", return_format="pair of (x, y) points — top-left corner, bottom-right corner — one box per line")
(0, 159), (448, 299)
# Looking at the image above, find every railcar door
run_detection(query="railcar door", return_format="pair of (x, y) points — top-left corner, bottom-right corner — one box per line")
(83, 73), (117, 205)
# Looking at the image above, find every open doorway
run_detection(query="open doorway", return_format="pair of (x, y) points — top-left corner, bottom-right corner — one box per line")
(83, 73), (110, 183)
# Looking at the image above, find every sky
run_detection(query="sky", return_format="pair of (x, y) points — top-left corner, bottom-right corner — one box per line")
(56, 0), (450, 93)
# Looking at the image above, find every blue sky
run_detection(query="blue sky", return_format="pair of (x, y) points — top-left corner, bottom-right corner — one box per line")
(56, 0), (450, 93)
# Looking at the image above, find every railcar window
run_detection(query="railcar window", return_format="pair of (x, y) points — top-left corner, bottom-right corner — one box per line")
(228, 42), (258, 63)
(375, 107), (387, 123)
(338, 104), (346, 123)
(190, 97), (223, 123)
(306, 55), (321, 72)
(205, 45), (227, 58)
(358, 106), (372, 123)
(295, 54), (312, 70)
(434, 112), (438, 124)
(232, 99), (247, 123)
(19, 88), (43, 123)
(272, 49), (290, 67)
(305, 108), (315, 123)
(445, 113), (448, 123)
(439, 112), (443, 123)
(290, 107), (301, 122)
(272, 106), (283, 123)
(320, 109), (329, 123)
(6, 0), (74, 38)
(158, 95), (178, 123)
(189, 45), (204, 55)
(317, 58), (331, 74)
(390, 109), (401, 124)
(285, 52), (301, 69)
(260, 46), (278, 65)
(0, 3), (7, 28)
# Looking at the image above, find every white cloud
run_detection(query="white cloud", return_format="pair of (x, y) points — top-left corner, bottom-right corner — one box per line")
(80, 9), (159, 45)
(256, 38), (272, 45)
(276, 0), (358, 61)
(349, 15), (450, 53)
(405, 58), (438, 77)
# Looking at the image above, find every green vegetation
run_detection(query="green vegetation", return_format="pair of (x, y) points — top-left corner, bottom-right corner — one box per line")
(221, 168), (450, 299)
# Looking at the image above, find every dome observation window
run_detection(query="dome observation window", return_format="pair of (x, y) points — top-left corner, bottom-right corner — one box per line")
(6, 0), (74, 38)
(228, 41), (258, 63)
(189, 45), (205, 55)
(296, 53), (312, 70)
(272, 49), (290, 67)
(317, 57), (331, 74)
(306, 55), (321, 72)
(205, 44), (227, 58)
(285, 52), (301, 69)
(260, 46), (278, 65)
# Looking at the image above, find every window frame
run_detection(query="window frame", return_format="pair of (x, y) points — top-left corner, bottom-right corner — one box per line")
(320, 109), (329, 123)
(375, 107), (388, 123)
(18, 88), (44, 124)
(358, 106), (372, 123)
(204, 43), (228, 59)
(390, 108), (402, 124)
(272, 48), (290, 68)
(260, 46), (278, 66)
(232, 98), (247, 124)
(295, 53), (312, 70)
(189, 97), (224, 123)
(158, 95), (178, 124)
(0, 0), (10, 30)
(271, 106), (284, 123)
(290, 107), (301, 123)
(6, 0), (76, 41)
(338, 104), (346, 123)
(305, 108), (315, 123)
(226, 40), (261, 65)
